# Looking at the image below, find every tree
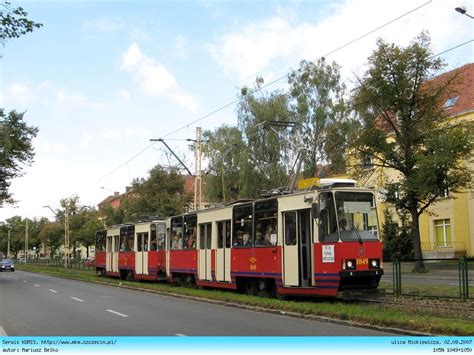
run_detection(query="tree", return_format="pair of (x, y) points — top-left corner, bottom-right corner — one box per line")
(38, 222), (63, 258)
(237, 85), (293, 194)
(351, 32), (473, 271)
(120, 165), (191, 222)
(382, 209), (413, 262)
(0, 110), (38, 206)
(288, 59), (348, 175)
(0, 1), (42, 45)
(202, 125), (269, 202)
(0, 3), (41, 206)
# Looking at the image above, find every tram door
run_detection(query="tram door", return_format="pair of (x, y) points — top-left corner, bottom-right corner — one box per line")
(215, 220), (231, 282)
(106, 227), (120, 273)
(198, 223), (212, 281)
(283, 209), (312, 287)
(106, 235), (112, 272)
(135, 226), (149, 275)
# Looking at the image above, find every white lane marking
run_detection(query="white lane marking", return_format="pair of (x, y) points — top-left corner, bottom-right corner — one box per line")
(106, 309), (128, 318)
(34, 284), (40, 287)
(70, 297), (84, 302)
(0, 326), (7, 336)
(23, 280), (29, 283)
(13, 277), (18, 280)
(175, 333), (187, 337)
(49, 289), (58, 293)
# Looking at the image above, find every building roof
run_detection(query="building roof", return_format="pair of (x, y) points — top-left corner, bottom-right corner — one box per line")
(428, 62), (474, 117)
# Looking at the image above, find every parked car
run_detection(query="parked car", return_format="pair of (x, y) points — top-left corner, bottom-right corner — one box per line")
(0, 259), (15, 272)
(84, 258), (95, 267)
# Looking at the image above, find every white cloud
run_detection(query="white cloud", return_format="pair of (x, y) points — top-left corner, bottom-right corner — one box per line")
(121, 43), (199, 112)
(207, 0), (474, 83)
(83, 17), (123, 33)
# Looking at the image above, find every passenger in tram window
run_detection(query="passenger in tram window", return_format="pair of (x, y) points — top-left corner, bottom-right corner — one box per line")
(144, 241), (148, 251)
(264, 225), (275, 245)
(255, 232), (265, 246)
(183, 234), (190, 249)
(234, 231), (244, 246)
(171, 235), (180, 250)
(187, 235), (196, 249)
(243, 233), (251, 246)
(177, 233), (183, 249)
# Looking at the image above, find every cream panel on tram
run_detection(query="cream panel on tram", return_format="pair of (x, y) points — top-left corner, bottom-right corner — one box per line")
(197, 206), (233, 282)
(106, 226), (120, 273)
(278, 191), (317, 287)
(134, 222), (151, 275)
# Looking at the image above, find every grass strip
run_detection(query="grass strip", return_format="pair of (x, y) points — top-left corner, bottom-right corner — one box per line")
(15, 264), (474, 336)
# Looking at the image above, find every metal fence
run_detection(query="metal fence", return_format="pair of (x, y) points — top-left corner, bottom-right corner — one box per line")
(15, 258), (96, 272)
(382, 257), (473, 300)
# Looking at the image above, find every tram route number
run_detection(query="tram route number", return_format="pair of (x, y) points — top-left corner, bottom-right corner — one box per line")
(356, 258), (368, 265)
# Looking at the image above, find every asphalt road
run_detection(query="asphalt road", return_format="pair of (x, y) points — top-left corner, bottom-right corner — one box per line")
(0, 271), (395, 336)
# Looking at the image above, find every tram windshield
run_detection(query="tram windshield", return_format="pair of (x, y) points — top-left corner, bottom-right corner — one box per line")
(335, 191), (379, 242)
(318, 191), (379, 242)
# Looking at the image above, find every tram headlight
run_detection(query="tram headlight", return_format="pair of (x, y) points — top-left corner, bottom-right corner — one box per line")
(344, 259), (356, 270)
(369, 258), (380, 269)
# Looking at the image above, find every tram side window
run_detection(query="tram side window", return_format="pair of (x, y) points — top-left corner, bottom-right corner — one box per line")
(254, 199), (278, 246)
(217, 221), (224, 249)
(199, 223), (212, 249)
(113, 235), (120, 252)
(106, 236), (113, 252)
(319, 192), (338, 242)
(171, 217), (183, 250)
(96, 231), (106, 252)
(156, 223), (166, 251)
(136, 232), (148, 252)
(217, 220), (231, 249)
(284, 212), (297, 246)
(150, 224), (157, 251)
(184, 215), (197, 249)
(233, 204), (253, 247)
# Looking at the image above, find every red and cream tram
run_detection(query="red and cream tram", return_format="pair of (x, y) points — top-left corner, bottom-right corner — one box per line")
(95, 179), (383, 298)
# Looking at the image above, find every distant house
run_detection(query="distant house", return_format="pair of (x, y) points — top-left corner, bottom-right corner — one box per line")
(98, 177), (210, 212)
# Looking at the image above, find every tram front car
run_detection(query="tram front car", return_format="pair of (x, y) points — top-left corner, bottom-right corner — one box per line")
(315, 186), (384, 298)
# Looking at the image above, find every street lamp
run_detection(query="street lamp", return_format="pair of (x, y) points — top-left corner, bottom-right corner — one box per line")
(43, 204), (70, 268)
(455, 5), (474, 18)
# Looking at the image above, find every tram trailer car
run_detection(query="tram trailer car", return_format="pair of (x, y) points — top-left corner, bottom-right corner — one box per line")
(95, 181), (384, 299)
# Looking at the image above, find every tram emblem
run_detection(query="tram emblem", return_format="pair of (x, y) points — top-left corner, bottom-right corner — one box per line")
(358, 247), (365, 257)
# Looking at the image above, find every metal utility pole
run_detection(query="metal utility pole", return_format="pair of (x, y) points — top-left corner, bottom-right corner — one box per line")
(7, 228), (10, 258)
(65, 203), (70, 268)
(25, 219), (29, 262)
(194, 127), (202, 210)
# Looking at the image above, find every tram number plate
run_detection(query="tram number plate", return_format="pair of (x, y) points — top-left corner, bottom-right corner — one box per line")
(356, 258), (368, 265)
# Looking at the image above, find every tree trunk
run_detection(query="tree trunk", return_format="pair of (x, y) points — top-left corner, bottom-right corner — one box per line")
(410, 208), (425, 272)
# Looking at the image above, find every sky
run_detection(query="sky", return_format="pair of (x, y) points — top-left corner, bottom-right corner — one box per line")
(0, 0), (472, 221)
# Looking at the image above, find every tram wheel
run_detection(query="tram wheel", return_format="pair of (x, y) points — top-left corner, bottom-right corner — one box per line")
(244, 280), (257, 296)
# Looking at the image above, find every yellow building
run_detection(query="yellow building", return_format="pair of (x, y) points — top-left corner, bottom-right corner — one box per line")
(418, 63), (474, 258)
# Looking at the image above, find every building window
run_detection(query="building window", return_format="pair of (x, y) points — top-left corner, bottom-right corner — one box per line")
(434, 219), (451, 247)
(442, 96), (459, 109)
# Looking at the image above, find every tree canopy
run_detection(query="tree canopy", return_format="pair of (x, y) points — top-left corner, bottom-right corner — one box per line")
(0, 1), (42, 45)
(0, 110), (38, 206)
(350, 32), (473, 270)
(0, 3), (41, 206)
